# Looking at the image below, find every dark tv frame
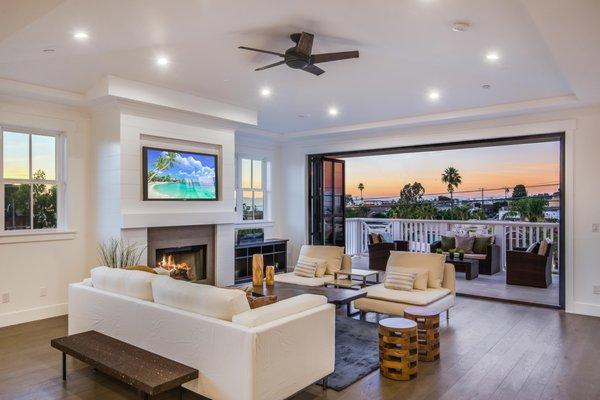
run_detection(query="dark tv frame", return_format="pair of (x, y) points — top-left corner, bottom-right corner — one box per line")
(142, 146), (219, 201)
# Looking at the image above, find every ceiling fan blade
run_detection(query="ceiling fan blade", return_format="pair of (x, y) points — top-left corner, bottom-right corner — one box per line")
(296, 32), (314, 56)
(302, 64), (325, 76)
(238, 46), (284, 57)
(255, 60), (286, 71)
(311, 51), (359, 64)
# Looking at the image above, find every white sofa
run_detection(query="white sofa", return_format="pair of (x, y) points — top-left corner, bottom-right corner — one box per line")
(275, 245), (352, 287)
(354, 252), (455, 318)
(69, 267), (335, 400)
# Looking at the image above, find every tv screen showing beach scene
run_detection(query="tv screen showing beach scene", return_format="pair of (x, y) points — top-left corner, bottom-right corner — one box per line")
(143, 147), (218, 201)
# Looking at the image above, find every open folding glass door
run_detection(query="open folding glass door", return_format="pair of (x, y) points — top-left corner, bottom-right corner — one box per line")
(308, 156), (345, 246)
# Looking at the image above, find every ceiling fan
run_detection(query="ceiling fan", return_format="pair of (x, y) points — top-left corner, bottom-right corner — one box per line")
(239, 32), (359, 76)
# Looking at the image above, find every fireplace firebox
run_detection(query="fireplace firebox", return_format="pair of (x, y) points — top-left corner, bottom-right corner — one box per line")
(155, 245), (207, 281)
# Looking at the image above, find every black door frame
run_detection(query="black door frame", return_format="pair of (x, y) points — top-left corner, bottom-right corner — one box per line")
(308, 132), (566, 309)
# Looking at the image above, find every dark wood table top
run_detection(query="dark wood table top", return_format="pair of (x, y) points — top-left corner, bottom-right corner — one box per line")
(250, 281), (367, 305)
(51, 331), (198, 395)
(446, 257), (479, 265)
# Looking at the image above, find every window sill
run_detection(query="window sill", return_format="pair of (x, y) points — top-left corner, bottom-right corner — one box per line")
(235, 220), (275, 227)
(0, 230), (76, 244)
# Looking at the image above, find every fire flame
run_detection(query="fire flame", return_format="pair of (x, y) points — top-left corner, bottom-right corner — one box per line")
(157, 254), (190, 271)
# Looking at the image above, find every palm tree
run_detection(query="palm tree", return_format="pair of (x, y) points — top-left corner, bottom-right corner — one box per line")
(357, 183), (365, 200)
(504, 187), (510, 200)
(148, 152), (177, 182)
(441, 167), (462, 217)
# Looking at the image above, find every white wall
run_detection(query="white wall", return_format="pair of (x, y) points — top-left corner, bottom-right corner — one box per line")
(279, 105), (600, 317)
(0, 96), (93, 327)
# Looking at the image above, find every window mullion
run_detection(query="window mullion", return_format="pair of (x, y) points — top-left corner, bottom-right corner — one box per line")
(29, 134), (33, 230)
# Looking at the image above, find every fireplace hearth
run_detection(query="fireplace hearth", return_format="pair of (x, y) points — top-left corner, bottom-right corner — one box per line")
(156, 245), (207, 281)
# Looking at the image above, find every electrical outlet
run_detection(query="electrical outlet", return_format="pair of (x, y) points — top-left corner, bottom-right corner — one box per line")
(594, 286), (600, 295)
(40, 287), (47, 297)
(593, 223), (600, 233)
(1, 292), (9, 303)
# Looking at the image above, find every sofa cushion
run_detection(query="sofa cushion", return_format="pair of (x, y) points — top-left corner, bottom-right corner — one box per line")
(274, 272), (334, 287)
(472, 236), (492, 254)
(463, 253), (487, 260)
(384, 271), (416, 291)
(365, 283), (451, 306)
(151, 276), (250, 321)
(386, 267), (428, 290)
(299, 245), (344, 275)
(441, 236), (455, 252)
(232, 294), (327, 328)
(538, 239), (550, 256)
(295, 255), (328, 277)
(455, 235), (475, 253)
(91, 266), (156, 301)
(387, 252), (445, 288)
(293, 256), (318, 278)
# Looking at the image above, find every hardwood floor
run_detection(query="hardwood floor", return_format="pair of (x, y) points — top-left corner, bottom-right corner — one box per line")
(1, 298), (599, 400)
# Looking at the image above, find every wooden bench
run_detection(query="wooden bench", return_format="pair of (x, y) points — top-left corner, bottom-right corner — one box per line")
(51, 330), (198, 399)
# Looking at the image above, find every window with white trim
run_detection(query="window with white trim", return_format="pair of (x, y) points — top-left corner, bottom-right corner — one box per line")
(1, 128), (63, 231)
(237, 157), (269, 221)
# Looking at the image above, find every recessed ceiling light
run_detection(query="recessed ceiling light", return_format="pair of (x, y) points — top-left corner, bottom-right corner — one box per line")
(156, 56), (170, 66)
(482, 84), (491, 89)
(328, 107), (339, 116)
(428, 90), (441, 101)
(73, 31), (89, 40)
(260, 87), (272, 97)
(451, 22), (470, 32)
(486, 52), (500, 61)
(43, 48), (55, 53)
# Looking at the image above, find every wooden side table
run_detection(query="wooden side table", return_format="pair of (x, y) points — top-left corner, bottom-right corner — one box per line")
(404, 306), (441, 362)
(378, 318), (418, 381)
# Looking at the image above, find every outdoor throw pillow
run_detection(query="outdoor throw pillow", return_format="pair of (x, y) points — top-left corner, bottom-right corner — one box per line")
(472, 236), (492, 254)
(293, 256), (318, 278)
(538, 239), (550, 256)
(455, 235), (475, 253)
(380, 232), (394, 243)
(370, 233), (382, 244)
(384, 271), (417, 291)
(441, 235), (455, 251)
(526, 242), (539, 253)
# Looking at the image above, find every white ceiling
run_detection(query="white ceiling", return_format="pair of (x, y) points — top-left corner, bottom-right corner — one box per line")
(0, 0), (598, 135)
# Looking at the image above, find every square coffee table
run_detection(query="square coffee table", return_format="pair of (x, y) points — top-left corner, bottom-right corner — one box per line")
(446, 257), (479, 280)
(327, 269), (380, 289)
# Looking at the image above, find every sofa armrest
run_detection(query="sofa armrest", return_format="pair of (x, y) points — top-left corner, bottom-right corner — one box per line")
(430, 241), (442, 253)
(507, 251), (547, 268)
(342, 254), (352, 271)
(442, 263), (456, 295)
(252, 303), (335, 400)
(232, 294), (327, 328)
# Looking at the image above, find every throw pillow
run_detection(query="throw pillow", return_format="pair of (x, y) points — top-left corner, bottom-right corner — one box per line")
(246, 294), (278, 309)
(300, 256), (327, 277)
(293, 256), (318, 278)
(384, 271), (416, 291)
(472, 236), (492, 255)
(126, 265), (158, 274)
(455, 235), (475, 253)
(538, 239), (550, 256)
(380, 232), (394, 243)
(386, 252), (445, 288)
(526, 242), (539, 253)
(370, 233), (381, 244)
(441, 236), (455, 252)
(388, 267), (428, 290)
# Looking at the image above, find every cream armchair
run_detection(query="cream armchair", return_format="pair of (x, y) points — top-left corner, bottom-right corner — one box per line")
(275, 245), (352, 287)
(354, 252), (455, 319)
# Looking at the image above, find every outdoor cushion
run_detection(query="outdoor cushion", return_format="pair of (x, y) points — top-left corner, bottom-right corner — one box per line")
(370, 233), (382, 244)
(298, 245), (344, 275)
(386, 266), (428, 290)
(463, 253), (487, 260)
(151, 276), (250, 321)
(364, 284), (452, 306)
(538, 239), (550, 256)
(384, 271), (416, 291)
(441, 236), (455, 251)
(387, 251), (445, 288)
(472, 236), (492, 254)
(455, 235), (475, 253)
(526, 242), (540, 253)
(380, 232), (394, 243)
(232, 294), (327, 328)
(274, 272), (334, 287)
(91, 266), (156, 301)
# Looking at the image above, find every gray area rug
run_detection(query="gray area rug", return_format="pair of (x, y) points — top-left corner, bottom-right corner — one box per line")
(324, 315), (380, 391)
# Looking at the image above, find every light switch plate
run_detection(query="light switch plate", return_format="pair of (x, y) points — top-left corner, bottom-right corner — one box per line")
(1, 292), (9, 303)
(40, 287), (47, 297)
(593, 223), (600, 233)
(594, 286), (600, 295)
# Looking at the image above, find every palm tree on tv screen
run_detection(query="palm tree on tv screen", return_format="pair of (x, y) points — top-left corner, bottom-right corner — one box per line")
(148, 151), (177, 182)
(441, 166), (462, 217)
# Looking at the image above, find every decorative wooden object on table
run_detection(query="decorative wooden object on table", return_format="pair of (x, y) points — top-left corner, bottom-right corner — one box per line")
(403, 306), (441, 362)
(252, 254), (264, 286)
(378, 318), (418, 381)
(50, 330), (198, 400)
(265, 265), (275, 286)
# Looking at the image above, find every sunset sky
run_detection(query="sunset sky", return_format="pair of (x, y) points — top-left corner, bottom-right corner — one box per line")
(344, 141), (560, 200)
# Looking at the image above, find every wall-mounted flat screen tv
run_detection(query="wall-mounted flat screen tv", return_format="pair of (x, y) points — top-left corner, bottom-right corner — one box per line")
(142, 146), (218, 201)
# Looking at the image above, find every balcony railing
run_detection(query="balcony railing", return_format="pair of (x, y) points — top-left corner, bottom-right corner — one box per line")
(345, 217), (560, 270)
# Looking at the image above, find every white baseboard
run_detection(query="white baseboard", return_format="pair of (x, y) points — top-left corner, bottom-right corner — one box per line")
(0, 303), (68, 328)
(566, 301), (600, 318)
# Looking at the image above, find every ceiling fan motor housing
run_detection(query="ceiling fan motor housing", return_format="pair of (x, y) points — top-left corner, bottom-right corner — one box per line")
(284, 47), (310, 69)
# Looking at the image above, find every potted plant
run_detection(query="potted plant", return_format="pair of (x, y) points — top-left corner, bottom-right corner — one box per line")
(448, 249), (455, 260)
(458, 249), (465, 260)
(435, 248), (443, 255)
